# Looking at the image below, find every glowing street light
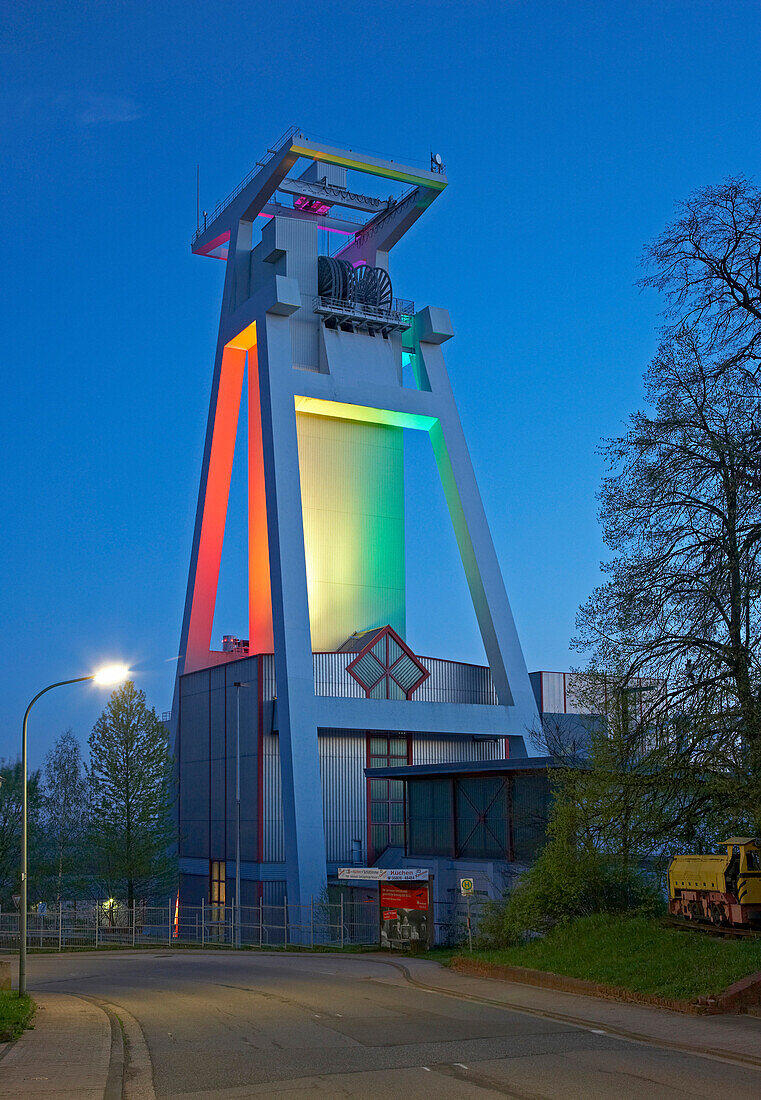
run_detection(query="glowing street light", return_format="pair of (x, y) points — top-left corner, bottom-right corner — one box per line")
(19, 663), (130, 996)
(93, 664), (130, 686)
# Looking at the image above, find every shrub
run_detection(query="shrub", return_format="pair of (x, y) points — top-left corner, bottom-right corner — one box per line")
(477, 801), (663, 947)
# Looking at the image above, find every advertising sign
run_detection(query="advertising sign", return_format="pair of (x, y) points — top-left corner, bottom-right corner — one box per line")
(337, 868), (430, 882)
(379, 881), (432, 949)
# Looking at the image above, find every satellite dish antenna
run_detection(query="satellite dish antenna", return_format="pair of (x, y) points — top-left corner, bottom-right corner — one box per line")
(431, 152), (444, 173)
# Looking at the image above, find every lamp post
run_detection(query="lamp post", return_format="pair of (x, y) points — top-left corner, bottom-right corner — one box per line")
(19, 664), (129, 996)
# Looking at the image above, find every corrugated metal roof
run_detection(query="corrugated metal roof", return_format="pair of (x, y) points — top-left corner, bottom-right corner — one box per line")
(364, 757), (555, 778)
(336, 627), (386, 653)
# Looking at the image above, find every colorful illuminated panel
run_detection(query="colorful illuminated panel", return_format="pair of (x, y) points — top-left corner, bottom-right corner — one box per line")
(296, 413), (405, 651)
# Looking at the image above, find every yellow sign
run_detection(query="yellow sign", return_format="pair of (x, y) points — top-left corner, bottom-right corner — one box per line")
(460, 878), (474, 896)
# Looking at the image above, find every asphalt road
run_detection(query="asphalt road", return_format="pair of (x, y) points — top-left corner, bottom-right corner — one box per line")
(26, 950), (761, 1099)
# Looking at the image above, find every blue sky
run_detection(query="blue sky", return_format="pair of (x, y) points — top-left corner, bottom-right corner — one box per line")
(2, 0), (759, 766)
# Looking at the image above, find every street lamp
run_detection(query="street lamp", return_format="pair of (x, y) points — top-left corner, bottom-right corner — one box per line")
(19, 663), (129, 996)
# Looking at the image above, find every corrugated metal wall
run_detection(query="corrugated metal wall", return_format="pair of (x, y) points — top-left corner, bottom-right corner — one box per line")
(531, 670), (607, 716)
(313, 653), (364, 697)
(262, 731), (284, 862)
(312, 652), (497, 704)
(412, 737), (504, 765)
(178, 671), (212, 860)
(262, 880), (286, 906)
(261, 655), (276, 700)
(318, 731), (367, 863)
(258, 727), (503, 868)
(417, 658), (497, 705)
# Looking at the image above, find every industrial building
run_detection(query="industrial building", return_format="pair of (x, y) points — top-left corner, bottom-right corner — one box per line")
(171, 130), (574, 917)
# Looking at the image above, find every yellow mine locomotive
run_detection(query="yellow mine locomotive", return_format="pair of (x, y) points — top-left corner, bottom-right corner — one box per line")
(668, 838), (761, 927)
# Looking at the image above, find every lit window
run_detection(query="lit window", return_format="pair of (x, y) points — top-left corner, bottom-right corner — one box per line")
(210, 860), (226, 905)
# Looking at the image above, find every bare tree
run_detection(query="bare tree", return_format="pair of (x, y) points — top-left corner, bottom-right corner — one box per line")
(640, 177), (761, 375)
(575, 328), (761, 806)
(536, 672), (725, 869)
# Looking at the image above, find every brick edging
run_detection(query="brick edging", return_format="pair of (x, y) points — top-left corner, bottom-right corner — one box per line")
(449, 957), (761, 1015)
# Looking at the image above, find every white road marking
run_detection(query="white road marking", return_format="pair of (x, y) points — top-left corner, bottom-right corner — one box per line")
(422, 1066), (431, 1071)
(589, 1029), (607, 1034)
(454, 1063), (468, 1069)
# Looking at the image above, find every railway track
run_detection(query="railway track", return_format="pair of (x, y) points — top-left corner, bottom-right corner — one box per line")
(664, 915), (761, 940)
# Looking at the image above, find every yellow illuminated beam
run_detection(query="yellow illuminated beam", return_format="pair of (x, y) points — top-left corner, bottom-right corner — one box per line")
(294, 395), (437, 432)
(289, 144), (447, 192)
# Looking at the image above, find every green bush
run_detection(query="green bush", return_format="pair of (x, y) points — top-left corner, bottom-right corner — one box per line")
(478, 802), (663, 947)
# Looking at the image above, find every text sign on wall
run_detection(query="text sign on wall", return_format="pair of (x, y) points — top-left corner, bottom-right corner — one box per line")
(337, 867), (430, 882)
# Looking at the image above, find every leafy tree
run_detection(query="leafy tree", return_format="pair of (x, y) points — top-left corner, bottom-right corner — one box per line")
(40, 730), (89, 903)
(0, 761), (42, 908)
(640, 176), (761, 376)
(88, 682), (176, 904)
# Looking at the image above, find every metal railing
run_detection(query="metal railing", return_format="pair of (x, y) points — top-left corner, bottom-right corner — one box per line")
(192, 125), (302, 245)
(313, 295), (415, 328)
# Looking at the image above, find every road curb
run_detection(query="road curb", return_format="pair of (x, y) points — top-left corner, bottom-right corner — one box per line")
(368, 956), (761, 1071)
(448, 956), (761, 1016)
(449, 957), (710, 1014)
(82, 996), (156, 1100)
(99, 1000), (124, 1100)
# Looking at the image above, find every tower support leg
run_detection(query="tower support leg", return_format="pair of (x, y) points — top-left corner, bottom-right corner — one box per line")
(256, 309), (328, 907)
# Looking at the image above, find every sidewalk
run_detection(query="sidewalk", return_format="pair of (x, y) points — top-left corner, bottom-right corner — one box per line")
(390, 955), (761, 1067)
(0, 993), (112, 1098)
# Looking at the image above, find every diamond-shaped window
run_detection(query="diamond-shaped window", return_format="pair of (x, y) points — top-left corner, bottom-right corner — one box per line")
(350, 651), (385, 692)
(346, 626), (429, 699)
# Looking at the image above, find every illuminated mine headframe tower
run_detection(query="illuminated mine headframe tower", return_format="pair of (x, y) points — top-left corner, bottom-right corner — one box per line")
(176, 129), (539, 905)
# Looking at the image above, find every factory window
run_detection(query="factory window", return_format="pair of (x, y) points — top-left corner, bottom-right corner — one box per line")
(406, 772), (552, 862)
(456, 777), (508, 859)
(367, 736), (408, 857)
(210, 860), (226, 906)
(511, 775), (552, 862)
(347, 628), (429, 700)
(408, 778), (453, 856)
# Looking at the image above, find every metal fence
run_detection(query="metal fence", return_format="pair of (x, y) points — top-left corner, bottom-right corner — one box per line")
(0, 898), (380, 952)
(432, 897), (487, 947)
(0, 895), (487, 952)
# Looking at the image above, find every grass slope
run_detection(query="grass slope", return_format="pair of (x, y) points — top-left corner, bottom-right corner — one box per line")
(0, 991), (35, 1042)
(458, 914), (761, 1001)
